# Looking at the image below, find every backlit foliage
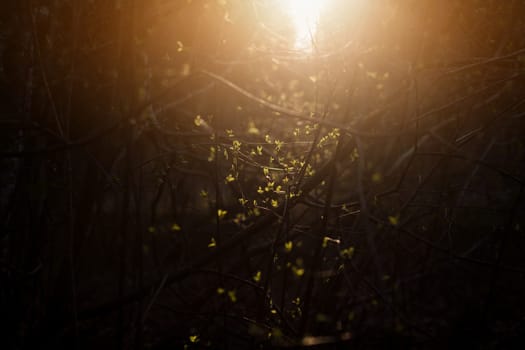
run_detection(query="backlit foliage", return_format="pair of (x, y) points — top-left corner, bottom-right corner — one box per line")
(1, 0), (525, 348)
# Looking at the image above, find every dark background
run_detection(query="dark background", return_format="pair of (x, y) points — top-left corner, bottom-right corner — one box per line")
(1, 0), (525, 348)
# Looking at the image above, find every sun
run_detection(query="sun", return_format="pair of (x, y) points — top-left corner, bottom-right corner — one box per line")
(284, 0), (327, 51)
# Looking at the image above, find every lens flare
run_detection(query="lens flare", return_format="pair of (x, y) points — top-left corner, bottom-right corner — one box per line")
(285, 0), (326, 50)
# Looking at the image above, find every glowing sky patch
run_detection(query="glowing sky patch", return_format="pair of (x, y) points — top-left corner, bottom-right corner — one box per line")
(285, 0), (326, 50)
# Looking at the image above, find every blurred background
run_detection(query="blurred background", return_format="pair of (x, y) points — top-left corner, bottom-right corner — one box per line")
(1, 1), (525, 348)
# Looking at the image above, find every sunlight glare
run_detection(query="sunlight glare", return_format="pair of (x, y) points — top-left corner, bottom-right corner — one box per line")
(285, 0), (327, 51)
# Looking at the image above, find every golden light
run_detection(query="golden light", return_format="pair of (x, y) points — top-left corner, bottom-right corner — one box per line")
(284, 0), (327, 51)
